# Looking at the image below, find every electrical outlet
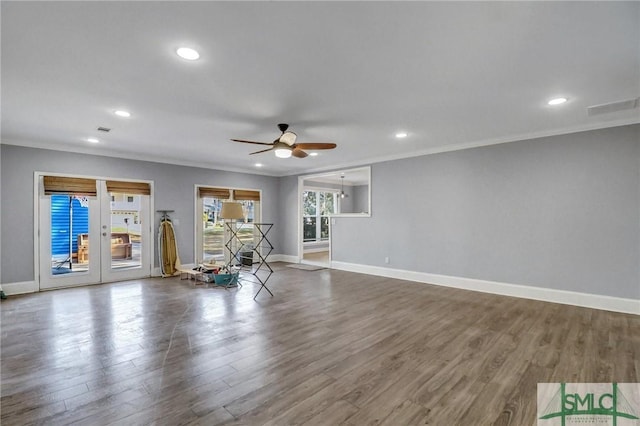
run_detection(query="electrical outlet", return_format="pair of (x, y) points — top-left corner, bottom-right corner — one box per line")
(384, 257), (390, 264)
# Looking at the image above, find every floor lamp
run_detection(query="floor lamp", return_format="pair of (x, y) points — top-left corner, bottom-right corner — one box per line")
(219, 201), (245, 269)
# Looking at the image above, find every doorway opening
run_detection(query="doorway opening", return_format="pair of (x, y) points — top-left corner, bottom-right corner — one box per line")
(301, 189), (336, 266)
(298, 166), (371, 267)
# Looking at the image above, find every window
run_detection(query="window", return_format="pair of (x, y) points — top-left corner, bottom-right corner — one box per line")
(196, 187), (261, 263)
(127, 196), (134, 203)
(201, 196), (228, 262)
(303, 190), (337, 242)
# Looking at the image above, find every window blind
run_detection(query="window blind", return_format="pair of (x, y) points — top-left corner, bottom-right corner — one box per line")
(106, 180), (151, 195)
(43, 176), (97, 196)
(233, 190), (260, 201)
(198, 187), (231, 199)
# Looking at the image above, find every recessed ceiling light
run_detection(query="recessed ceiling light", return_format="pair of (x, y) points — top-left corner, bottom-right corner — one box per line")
(309, 152), (318, 156)
(395, 132), (408, 138)
(255, 163), (263, 167)
(176, 47), (200, 61)
(114, 110), (131, 117)
(548, 97), (568, 106)
(87, 138), (99, 144)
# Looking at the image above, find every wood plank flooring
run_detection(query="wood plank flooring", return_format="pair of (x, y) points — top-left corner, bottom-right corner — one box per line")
(1, 263), (638, 425)
(302, 251), (329, 264)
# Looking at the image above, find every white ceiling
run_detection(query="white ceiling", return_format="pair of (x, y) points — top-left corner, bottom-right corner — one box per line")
(2, 2), (639, 176)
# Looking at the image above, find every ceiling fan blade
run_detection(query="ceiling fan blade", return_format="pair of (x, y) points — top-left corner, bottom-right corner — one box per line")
(294, 143), (337, 150)
(231, 139), (274, 146)
(250, 147), (274, 155)
(292, 148), (308, 158)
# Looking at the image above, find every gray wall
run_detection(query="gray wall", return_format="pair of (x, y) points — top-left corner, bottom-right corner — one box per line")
(279, 124), (640, 300)
(3, 124), (639, 300)
(304, 180), (339, 189)
(276, 175), (299, 257)
(0, 145), (280, 283)
(352, 184), (368, 214)
(339, 188), (354, 213)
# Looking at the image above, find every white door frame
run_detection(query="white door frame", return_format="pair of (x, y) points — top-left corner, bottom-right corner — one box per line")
(34, 172), (154, 290)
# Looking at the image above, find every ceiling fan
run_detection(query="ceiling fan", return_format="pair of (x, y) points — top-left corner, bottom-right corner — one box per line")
(231, 123), (337, 158)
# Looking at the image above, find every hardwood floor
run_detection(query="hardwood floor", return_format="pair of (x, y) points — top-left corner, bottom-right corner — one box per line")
(1, 263), (638, 425)
(302, 251), (329, 264)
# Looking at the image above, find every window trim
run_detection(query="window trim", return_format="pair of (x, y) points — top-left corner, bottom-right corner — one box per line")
(194, 184), (262, 265)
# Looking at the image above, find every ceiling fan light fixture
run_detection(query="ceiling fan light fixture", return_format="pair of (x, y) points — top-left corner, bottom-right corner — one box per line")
(280, 131), (297, 145)
(340, 175), (349, 198)
(275, 147), (292, 158)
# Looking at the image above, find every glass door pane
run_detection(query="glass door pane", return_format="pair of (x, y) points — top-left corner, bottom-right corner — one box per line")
(199, 197), (260, 265)
(237, 201), (257, 266)
(202, 197), (225, 263)
(50, 195), (90, 274)
(101, 184), (151, 282)
(108, 193), (141, 270)
(40, 193), (101, 290)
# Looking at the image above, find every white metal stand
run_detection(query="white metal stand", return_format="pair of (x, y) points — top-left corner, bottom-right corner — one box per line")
(224, 222), (274, 298)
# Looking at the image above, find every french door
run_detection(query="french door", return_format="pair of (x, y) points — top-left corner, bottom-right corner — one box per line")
(38, 176), (152, 290)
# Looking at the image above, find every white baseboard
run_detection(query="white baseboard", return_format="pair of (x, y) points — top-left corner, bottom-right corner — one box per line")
(330, 261), (640, 315)
(267, 254), (299, 264)
(8, 261), (635, 314)
(1, 280), (38, 296)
